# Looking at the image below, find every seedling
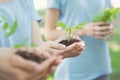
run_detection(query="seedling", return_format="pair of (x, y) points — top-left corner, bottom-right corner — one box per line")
(93, 8), (120, 22)
(93, 8), (120, 40)
(57, 22), (83, 46)
(0, 14), (45, 63)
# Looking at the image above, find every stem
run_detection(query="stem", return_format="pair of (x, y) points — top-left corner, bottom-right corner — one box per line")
(68, 29), (72, 42)
(71, 29), (77, 40)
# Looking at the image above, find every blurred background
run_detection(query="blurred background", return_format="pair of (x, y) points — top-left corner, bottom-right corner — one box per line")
(33, 0), (120, 80)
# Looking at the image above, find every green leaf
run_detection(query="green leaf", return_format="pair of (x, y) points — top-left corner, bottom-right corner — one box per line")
(14, 38), (29, 48)
(3, 22), (9, 30)
(56, 21), (66, 29)
(14, 44), (26, 48)
(79, 22), (87, 28)
(93, 8), (120, 22)
(66, 27), (71, 32)
(93, 16), (101, 22)
(6, 19), (18, 37)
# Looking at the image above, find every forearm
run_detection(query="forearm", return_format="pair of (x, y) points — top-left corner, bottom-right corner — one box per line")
(45, 29), (65, 41)
(32, 20), (43, 46)
(45, 9), (65, 41)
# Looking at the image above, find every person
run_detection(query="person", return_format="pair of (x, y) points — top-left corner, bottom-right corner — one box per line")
(0, 0), (85, 79)
(45, 0), (114, 80)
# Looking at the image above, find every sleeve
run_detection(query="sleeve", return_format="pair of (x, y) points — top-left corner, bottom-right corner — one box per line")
(47, 0), (61, 9)
(27, 0), (41, 22)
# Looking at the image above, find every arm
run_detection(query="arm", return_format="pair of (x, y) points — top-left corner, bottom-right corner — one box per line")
(45, 9), (85, 41)
(32, 20), (43, 46)
(45, 9), (65, 40)
(45, 9), (114, 41)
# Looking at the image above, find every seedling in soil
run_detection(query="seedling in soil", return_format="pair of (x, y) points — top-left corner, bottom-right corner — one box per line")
(1, 14), (46, 63)
(14, 39), (46, 63)
(56, 22), (83, 46)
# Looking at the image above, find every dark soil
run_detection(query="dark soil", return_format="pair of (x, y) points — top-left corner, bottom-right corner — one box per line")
(16, 50), (46, 63)
(59, 39), (81, 46)
(98, 23), (110, 26)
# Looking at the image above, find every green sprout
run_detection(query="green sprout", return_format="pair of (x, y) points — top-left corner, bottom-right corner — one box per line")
(57, 22), (83, 42)
(93, 8), (120, 22)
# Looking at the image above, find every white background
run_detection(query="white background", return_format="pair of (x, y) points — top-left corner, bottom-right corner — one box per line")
(33, 0), (120, 10)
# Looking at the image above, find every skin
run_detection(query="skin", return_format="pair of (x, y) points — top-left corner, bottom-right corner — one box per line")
(0, 20), (84, 80)
(45, 9), (114, 41)
(40, 40), (85, 58)
(0, 41), (84, 80)
(0, 0), (10, 2)
(0, 0), (85, 79)
(0, 48), (63, 80)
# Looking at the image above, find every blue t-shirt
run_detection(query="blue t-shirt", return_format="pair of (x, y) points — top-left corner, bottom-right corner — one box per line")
(47, 0), (112, 80)
(0, 0), (41, 47)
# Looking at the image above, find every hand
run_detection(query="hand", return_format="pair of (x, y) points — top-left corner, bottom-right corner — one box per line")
(0, 48), (62, 80)
(82, 22), (114, 40)
(56, 35), (85, 58)
(39, 41), (66, 56)
(40, 35), (85, 58)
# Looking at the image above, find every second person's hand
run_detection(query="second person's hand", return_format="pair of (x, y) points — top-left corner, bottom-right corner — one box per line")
(82, 22), (114, 40)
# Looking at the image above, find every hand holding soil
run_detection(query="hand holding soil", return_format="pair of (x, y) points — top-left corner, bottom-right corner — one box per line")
(56, 35), (85, 58)
(0, 48), (63, 80)
(16, 48), (50, 63)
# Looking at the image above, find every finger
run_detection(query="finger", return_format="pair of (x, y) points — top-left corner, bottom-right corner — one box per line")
(49, 43), (66, 50)
(110, 30), (114, 38)
(35, 56), (57, 74)
(54, 56), (63, 66)
(31, 48), (50, 59)
(68, 42), (84, 50)
(76, 43), (84, 51)
(93, 22), (108, 26)
(94, 26), (110, 32)
(65, 43), (82, 56)
(46, 47), (62, 55)
(45, 41), (66, 50)
(94, 31), (109, 36)
(9, 55), (37, 72)
(48, 66), (57, 74)
(95, 35), (105, 40)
